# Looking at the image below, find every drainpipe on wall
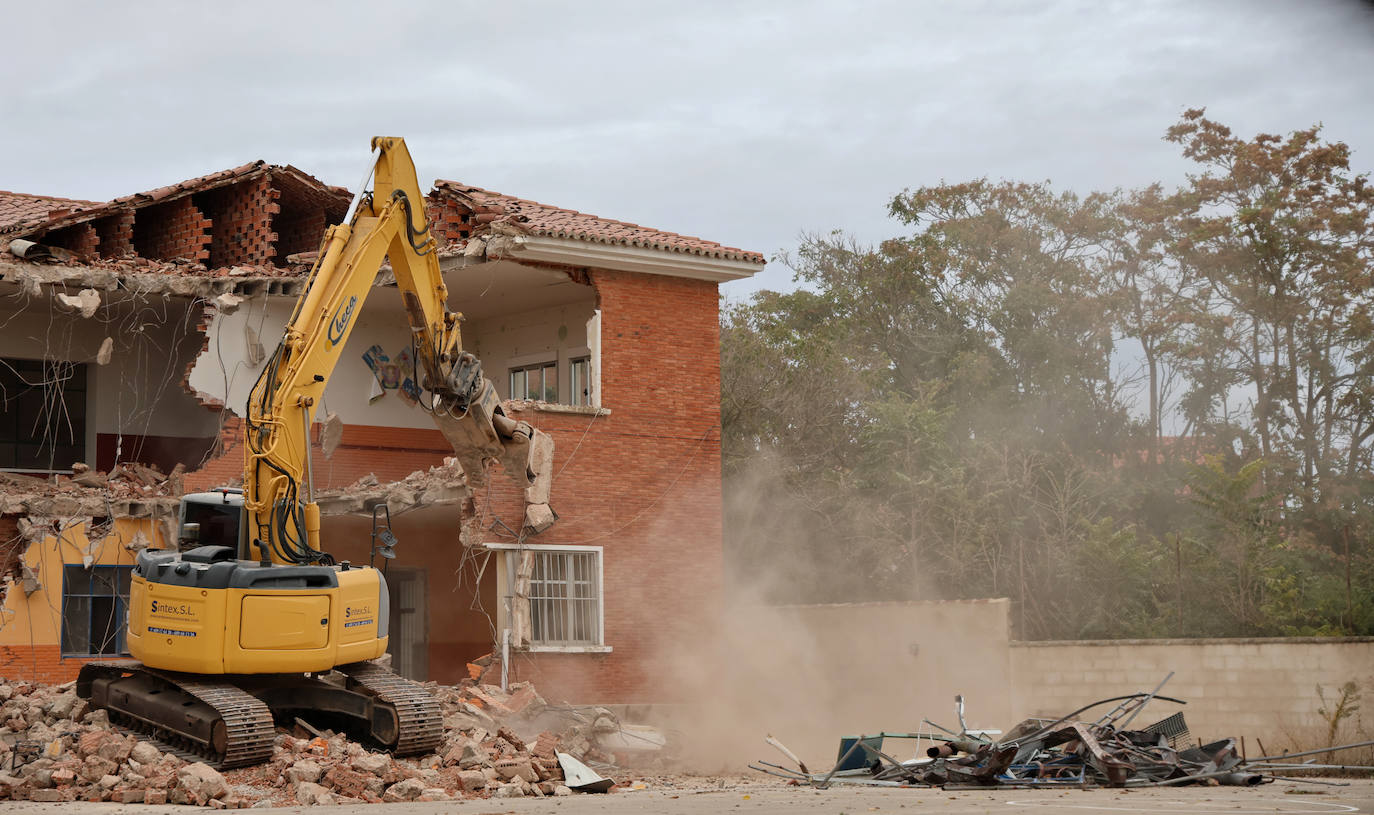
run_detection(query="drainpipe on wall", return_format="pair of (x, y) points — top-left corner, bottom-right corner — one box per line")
(501, 628), (510, 692)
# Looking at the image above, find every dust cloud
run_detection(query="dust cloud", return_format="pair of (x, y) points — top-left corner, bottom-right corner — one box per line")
(643, 467), (1015, 773)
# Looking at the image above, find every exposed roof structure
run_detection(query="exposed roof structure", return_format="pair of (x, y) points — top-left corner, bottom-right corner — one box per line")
(431, 180), (765, 265)
(1, 164), (762, 279)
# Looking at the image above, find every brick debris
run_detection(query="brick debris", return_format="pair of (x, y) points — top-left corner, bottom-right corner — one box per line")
(0, 654), (680, 805)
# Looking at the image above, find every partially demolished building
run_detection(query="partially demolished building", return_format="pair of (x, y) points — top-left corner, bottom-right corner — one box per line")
(0, 161), (762, 704)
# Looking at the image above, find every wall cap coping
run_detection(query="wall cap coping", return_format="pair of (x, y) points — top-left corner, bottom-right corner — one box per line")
(1012, 636), (1374, 648)
(758, 598), (1012, 611)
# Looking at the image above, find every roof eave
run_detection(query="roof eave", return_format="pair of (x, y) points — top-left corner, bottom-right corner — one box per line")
(499, 235), (762, 283)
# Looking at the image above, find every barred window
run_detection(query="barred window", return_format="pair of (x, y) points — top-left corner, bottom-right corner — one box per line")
(62, 565), (132, 657)
(528, 549), (602, 647)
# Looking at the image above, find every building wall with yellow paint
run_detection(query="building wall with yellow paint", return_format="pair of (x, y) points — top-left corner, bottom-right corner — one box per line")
(0, 517), (168, 682)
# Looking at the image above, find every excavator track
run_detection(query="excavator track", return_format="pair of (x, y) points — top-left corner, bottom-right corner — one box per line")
(78, 661), (275, 769)
(337, 661), (443, 756)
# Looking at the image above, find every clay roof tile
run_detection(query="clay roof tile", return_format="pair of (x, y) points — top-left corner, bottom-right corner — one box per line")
(431, 180), (764, 265)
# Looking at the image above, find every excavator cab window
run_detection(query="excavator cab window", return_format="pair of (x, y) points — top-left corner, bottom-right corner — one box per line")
(180, 497), (244, 554)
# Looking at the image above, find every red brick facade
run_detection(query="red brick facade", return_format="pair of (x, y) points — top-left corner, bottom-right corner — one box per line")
(471, 269), (726, 702)
(0, 646), (129, 684)
(183, 268), (726, 703)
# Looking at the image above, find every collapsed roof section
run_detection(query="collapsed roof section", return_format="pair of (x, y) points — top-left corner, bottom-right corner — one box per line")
(0, 163), (349, 276)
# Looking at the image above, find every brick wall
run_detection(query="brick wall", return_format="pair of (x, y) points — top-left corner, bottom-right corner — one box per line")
(0, 644), (93, 683)
(196, 176), (280, 268)
(131, 197), (211, 263)
(480, 269), (726, 703)
(45, 223), (98, 261)
(94, 212), (134, 259)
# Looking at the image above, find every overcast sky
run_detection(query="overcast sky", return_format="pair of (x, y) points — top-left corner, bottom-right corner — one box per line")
(3, 1), (1372, 298)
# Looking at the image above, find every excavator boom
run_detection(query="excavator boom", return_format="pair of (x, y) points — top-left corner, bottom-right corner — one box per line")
(79, 138), (552, 768)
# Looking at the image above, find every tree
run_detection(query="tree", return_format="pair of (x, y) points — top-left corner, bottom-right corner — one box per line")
(1167, 109), (1374, 538)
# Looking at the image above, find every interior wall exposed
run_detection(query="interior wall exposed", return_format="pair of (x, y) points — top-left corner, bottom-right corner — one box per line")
(0, 284), (219, 472)
(467, 300), (598, 404)
(188, 262), (599, 430)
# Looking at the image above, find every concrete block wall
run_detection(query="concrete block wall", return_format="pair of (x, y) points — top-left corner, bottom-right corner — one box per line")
(1011, 638), (1374, 753)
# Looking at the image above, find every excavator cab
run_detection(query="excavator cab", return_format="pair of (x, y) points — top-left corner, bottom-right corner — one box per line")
(177, 488), (247, 555)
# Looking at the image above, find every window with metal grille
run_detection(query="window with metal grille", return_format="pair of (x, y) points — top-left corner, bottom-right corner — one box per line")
(528, 549), (602, 647)
(509, 361), (557, 402)
(0, 358), (87, 473)
(61, 565), (132, 657)
(569, 357), (592, 406)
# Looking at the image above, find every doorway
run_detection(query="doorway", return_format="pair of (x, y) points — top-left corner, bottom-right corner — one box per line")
(384, 567), (428, 681)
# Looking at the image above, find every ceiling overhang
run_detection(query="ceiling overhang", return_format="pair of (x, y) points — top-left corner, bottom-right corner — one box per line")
(493, 235), (762, 283)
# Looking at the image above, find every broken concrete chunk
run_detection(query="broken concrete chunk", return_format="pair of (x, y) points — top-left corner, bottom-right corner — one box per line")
(176, 761), (229, 803)
(54, 288), (101, 319)
(95, 336), (113, 365)
(320, 412), (344, 459)
(212, 291), (243, 313)
(294, 781), (334, 806)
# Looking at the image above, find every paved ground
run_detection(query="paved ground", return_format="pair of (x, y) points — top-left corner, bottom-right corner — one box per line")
(5, 779), (1374, 815)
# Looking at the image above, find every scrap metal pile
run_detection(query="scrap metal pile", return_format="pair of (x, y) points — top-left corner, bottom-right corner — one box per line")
(753, 678), (1374, 790)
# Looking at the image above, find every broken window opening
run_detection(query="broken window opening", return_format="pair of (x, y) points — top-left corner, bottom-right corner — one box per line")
(0, 357), (88, 474)
(509, 361), (557, 402)
(61, 564), (132, 657)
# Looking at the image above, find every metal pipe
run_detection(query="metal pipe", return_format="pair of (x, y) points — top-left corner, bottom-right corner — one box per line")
(1264, 775), (1352, 787)
(1118, 672), (1174, 730)
(301, 408), (315, 502)
(1248, 739), (1374, 763)
(1215, 772), (1264, 786)
(818, 736), (868, 789)
(342, 146), (382, 226)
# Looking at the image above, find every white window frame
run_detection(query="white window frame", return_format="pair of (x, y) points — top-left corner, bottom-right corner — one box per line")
(568, 355), (592, 407)
(487, 542), (610, 653)
(508, 360), (557, 402)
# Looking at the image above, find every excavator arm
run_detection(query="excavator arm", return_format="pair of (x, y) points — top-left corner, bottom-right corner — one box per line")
(244, 137), (551, 566)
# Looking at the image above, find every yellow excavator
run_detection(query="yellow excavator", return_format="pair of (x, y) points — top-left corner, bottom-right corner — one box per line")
(77, 138), (547, 767)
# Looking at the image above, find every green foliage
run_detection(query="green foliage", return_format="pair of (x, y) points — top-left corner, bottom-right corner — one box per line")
(721, 110), (1374, 639)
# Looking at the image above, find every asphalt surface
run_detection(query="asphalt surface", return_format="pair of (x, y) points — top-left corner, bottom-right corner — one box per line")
(5, 779), (1374, 814)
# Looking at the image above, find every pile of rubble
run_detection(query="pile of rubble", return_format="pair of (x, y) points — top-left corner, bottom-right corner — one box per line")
(754, 680), (1374, 790)
(0, 656), (667, 806)
(0, 462), (183, 500)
